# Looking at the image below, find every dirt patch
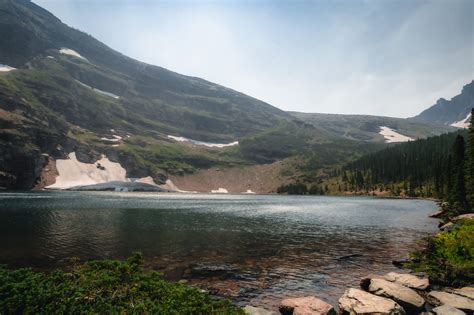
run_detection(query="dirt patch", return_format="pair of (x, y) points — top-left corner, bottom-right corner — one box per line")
(34, 157), (58, 190)
(169, 161), (294, 194)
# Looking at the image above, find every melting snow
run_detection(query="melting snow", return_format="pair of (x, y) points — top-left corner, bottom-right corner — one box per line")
(243, 189), (256, 194)
(0, 64), (15, 72)
(379, 126), (413, 143)
(76, 80), (120, 99)
(59, 48), (87, 60)
(451, 113), (471, 129)
(211, 188), (229, 194)
(167, 135), (238, 148)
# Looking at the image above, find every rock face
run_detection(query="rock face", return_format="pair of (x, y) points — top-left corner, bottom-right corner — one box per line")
(384, 272), (430, 290)
(279, 296), (336, 315)
(368, 278), (425, 312)
(432, 304), (466, 315)
(428, 291), (474, 313)
(338, 288), (405, 315)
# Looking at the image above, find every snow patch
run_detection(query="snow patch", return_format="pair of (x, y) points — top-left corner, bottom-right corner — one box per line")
(211, 188), (229, 194)
(0, 64), (15, 72)
(59, 48), (86, 60)
(76, 80), (120, 99)
(167, 135), (238, 148)
(451, 113), (471, 129)
(379, 126), (413, 143)
(46, 56), (55, 60)
(100, 135), (123, 142)
(243, 189), (256, 194)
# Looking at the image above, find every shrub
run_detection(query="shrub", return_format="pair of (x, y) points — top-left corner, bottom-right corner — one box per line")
(0, 252), (244, 314)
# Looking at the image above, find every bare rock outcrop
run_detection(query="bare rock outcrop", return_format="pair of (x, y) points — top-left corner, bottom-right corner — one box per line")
(338, 288), (405, 315)
(367, 278), (425, 312)
(384, 272), (430, 290)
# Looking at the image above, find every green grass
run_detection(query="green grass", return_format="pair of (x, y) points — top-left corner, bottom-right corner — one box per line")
(0, 253), (244, 314)
(407, 219), (474, 287)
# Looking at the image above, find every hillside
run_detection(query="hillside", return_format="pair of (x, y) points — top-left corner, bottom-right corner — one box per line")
(0, 0), (463, 191)
(411, 80), (474, 127)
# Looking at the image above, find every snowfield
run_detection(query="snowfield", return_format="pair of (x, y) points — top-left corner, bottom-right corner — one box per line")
(46, 152), (184, 192)
(167, 135), (238, 148)
(451, 112), (472, 129)
(59, 48), (87, 60)
(0, 64), (15, 72)
(379, 126), (414, 143)
(76, 80), (120, 99)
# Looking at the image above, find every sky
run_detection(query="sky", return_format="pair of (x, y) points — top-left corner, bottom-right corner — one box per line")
(33, 0), (474, 118)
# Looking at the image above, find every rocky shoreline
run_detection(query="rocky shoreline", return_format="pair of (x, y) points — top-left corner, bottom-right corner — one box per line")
(242, 210), (473, 315)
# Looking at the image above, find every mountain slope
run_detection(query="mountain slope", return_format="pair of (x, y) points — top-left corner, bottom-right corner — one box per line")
(411, 80), (474, 127)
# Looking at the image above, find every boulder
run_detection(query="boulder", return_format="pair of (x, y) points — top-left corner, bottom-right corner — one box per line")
(451, 287), (474, 300)
(384, 272), (429, 290)
(429, 209), (444, 218)
(244, 305), (278, 315)
(279, 296), (336, 315)
(439, 222), (454, 232)
(338, 288), (405, 315)
(368, 278), (425, 312)
(431, 305), (465, 315)
(428, 291), (474, 313)
(451, 213), (474, 221)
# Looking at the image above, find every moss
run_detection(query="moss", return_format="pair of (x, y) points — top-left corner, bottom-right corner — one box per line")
(0, 253), (244, 314)
(407, 219), (474, 287)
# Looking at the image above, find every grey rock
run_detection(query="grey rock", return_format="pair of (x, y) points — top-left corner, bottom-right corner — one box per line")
(384, 272), (430, 290)
(432, 304), (465, 315)
(368, 278), (425, 312)
(279, 296), (336, 315)
(338, 288), (405, 315)
(428, 291), (474, 313)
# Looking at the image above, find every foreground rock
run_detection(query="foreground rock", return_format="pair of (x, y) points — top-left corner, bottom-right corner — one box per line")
(451, 287), (474, 300)
(367, 278), (425, 312)
(244, 305), (278, 315)
(428, 291), (474, 313)
(384, 272), (430, 290)
(431, 304), (466, 315)
(338, 288), (405, 314)
(279, 296), (336, 315)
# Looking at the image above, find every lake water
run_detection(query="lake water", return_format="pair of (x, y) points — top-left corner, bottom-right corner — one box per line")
(0, 192), (438, 309)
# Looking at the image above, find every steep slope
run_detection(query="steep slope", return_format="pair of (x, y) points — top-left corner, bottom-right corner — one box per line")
(411, 80), (474, 127)
(0, 0), (297, 189)
(289, 112), (454, 143)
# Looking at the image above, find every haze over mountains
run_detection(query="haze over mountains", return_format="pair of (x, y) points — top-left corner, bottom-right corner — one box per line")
(0, 0), (471, 191)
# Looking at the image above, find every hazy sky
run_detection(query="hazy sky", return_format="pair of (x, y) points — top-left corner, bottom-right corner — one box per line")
(34, 0), (473, 118)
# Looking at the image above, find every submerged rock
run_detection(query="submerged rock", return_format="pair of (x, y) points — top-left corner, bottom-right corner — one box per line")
(338, 288), (405, 315)
(243, 305), (278, 315)
(431, 305), (466, 315)
(279, 296), (336, 315)
(368, 278), (425, 312)
(428, 291), (474, 313)
(384, 272), (429, 290)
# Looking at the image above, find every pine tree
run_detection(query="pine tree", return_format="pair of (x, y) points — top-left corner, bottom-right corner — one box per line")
(451, 135), (467, 209)
(465, 108), (474, 210)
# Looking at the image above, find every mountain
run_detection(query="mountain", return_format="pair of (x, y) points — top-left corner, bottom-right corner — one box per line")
(411, 80), (474, 127)
(0, 0), (460, 191)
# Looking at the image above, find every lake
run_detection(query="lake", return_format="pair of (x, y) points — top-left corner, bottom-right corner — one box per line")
(0, 192), (439, 309)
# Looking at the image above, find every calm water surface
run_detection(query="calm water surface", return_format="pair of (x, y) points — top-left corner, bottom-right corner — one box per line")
(0, 192), (438, 309)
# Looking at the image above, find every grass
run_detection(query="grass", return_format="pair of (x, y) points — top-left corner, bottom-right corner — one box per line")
(406, 219), (474, 287)
(0, 253), (244, 314)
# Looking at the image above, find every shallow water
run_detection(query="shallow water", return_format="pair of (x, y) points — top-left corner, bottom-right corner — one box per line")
(0, 192), (438, 309)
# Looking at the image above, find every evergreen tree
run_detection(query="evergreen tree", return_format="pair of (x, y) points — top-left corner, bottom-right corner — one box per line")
(465, 109), (474, 210)
(450, 135), (467, 209)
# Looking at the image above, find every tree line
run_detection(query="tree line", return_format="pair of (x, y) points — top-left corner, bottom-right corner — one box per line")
(342, 109), (474, 213)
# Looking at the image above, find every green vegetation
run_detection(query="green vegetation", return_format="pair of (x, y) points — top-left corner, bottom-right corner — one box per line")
(407, 219), (474, 287)
(0, 253), (243, 314)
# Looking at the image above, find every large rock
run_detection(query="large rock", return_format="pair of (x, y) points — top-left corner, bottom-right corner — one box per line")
(432, 305), (466, 315)
(451, 213), (474, 221)
(428, 291), (474, 313)
(338, 288), (405, 315)
(244, 305), (278, 315)
(384, 272), (429, 290)
(279, 296), (336, 315)
(368, 278), (425, 312)
(452, 287), (474, 300)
